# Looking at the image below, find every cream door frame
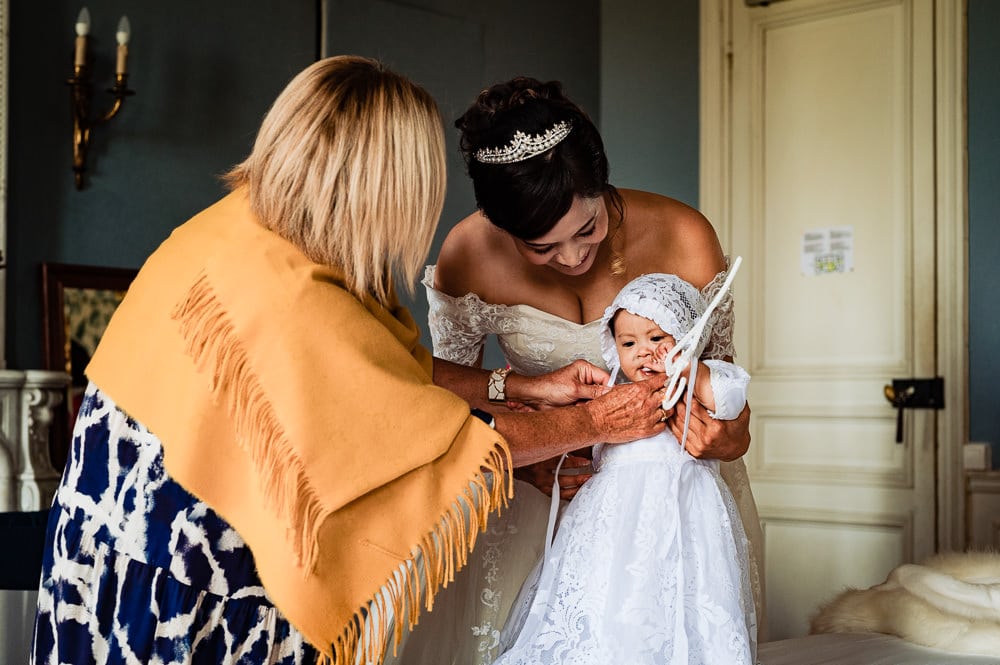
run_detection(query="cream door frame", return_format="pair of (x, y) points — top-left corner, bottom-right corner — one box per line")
(699, 0), (968, 552)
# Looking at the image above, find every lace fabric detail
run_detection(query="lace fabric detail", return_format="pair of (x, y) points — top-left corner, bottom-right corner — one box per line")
(597, 273), (711, 375)
(424, 263), (737, 375)
(384, 479), (551, 665)
(423, 266), (605, 376)
(720, 457), (767, 642)
(700, 259), (737, 360)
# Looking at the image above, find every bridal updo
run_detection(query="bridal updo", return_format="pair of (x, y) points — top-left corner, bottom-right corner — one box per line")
(455, 77), (620, 240)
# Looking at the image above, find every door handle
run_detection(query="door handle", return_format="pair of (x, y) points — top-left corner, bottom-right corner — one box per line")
(883, 378), (944, 443)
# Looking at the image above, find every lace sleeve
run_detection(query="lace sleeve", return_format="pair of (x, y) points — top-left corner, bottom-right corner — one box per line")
(422, 265), (491, 367)
(700, 259), (737, 360)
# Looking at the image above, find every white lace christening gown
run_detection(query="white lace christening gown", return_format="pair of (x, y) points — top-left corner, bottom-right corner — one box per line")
(494, 366), (757, 664)
(384, 265), (765, 665)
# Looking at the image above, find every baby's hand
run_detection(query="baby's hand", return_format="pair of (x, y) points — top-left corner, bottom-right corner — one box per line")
(655, 343), (689, 378)
(653, 343), (671, 367)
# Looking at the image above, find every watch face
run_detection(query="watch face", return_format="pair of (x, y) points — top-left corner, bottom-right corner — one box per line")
(470, 407), (496, 429)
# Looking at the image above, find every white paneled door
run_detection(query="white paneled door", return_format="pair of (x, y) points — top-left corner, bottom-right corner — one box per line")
(701, 0), (967, 640)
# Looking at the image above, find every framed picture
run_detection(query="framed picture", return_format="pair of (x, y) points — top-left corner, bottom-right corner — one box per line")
(41, 262), (138, 467)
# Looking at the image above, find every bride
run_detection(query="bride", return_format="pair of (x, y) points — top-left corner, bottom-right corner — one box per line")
(387, 76), (764, 665)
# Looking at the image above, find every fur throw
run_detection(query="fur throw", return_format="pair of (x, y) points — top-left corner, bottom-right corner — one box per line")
(810, 550), (1000, 656)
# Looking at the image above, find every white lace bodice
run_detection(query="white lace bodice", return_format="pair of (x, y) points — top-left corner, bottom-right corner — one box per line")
(422, 264), (736, 376)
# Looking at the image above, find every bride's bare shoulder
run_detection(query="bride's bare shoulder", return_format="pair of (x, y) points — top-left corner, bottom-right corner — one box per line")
(621, 189), (716, 240)
(434, 211), (509, 298)
(620, 189), (726, 288)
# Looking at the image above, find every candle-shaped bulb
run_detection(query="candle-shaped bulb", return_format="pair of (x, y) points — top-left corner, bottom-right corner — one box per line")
(74, 7), (90, 67)
(116, 16), (131, 45)
(75, 8), (91, 36)
(115, 15), (130, 75)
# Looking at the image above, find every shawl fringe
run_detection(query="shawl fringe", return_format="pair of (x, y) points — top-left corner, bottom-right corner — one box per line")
(174, 271), (514, 664)
(172, 272), (327, 573)
(324, 445), (512, 665)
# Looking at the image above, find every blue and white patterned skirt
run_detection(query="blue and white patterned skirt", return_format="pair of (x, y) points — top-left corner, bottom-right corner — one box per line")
(31, 383), (318, 664)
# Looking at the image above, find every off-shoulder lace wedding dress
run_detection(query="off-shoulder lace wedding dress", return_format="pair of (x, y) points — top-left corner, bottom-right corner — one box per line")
(384, 265), (765, 665)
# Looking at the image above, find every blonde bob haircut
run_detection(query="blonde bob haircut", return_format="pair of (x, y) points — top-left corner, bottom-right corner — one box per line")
(226, 55), (447, 304)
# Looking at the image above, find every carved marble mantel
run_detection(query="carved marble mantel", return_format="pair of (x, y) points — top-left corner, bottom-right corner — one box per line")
(0, 370), (70, 511)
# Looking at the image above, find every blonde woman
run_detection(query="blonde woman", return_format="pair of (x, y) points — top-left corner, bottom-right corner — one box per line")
(31, 57), (667, 665)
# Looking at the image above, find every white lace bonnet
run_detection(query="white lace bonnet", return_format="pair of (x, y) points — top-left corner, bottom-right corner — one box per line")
(598, 273), (710, 382)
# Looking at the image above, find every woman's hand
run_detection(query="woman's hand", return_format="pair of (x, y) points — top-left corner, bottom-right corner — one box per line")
(584, 373), (669, 444)
(669, 398), (751, 461)
(514, 453), (593, 499)
(491, 368), (666, 469)
(506, 359), (611, 410)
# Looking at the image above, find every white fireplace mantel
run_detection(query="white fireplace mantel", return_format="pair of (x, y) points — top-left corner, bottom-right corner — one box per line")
(0, 369), (70, 511)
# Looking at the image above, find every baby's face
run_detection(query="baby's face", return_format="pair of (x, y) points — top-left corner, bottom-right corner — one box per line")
(612, 310), (677, 382)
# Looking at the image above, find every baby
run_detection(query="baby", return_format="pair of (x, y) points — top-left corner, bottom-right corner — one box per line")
(495, 272), (756, 664)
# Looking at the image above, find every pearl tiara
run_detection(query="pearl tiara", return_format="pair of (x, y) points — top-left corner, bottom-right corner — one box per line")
(473, 121), (572, 164)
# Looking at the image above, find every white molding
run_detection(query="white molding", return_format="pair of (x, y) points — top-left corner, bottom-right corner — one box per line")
(699, 0), (731, 248)
(758, 505), (915, 561)
(966, 470), (1000, 549)
(934, 0), (968, 553)
(966, 471), (1000, 494)
(758, 504), (913, 530)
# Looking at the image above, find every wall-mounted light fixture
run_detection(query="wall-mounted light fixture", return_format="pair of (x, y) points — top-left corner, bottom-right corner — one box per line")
(67, 8), (134, 190)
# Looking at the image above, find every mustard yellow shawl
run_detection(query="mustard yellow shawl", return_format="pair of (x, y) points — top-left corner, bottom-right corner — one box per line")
(87, 190), (511, 664)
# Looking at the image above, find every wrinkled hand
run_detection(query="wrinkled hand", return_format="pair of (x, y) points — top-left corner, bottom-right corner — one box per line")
(669, 398), (751, 461)
(514, 453), (593, 499)
(511, 359), (612, 411)
(586, 373), (669, 444)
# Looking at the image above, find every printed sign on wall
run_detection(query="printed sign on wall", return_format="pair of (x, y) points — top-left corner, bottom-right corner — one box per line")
(801, 226), (854, 276)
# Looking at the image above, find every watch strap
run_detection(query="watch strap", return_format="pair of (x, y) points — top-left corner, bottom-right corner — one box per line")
(488, 367), (510, 403)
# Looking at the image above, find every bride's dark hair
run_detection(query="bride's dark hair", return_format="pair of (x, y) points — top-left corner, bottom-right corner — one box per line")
(455, 77), (622, 240)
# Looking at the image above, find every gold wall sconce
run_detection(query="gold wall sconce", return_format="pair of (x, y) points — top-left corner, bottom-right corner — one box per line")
(67, 8), (134, 190)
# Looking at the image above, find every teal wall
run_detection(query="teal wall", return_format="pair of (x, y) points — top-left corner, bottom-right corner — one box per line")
(324, 0), (599, 256)
(6, 0), (598, 373)
(968, 0), (1000, 466)
(600, 0), (700, 206)
(7, 0), (317, 368)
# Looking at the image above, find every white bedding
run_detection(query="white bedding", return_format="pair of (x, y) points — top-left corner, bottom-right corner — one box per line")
(758, 633), (1000, 665)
